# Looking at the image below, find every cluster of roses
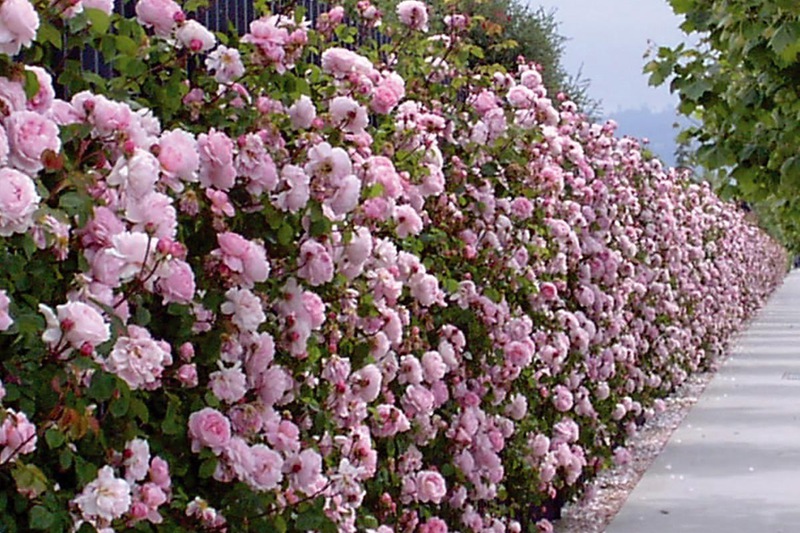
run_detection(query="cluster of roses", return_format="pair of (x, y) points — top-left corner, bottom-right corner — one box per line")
(0, 0), (787, 531)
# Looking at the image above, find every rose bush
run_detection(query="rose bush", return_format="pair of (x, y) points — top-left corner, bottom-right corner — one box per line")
(0, 0), (787, 531)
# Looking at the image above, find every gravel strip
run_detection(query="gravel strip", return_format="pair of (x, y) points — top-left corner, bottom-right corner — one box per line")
(553, 367), (720, 533)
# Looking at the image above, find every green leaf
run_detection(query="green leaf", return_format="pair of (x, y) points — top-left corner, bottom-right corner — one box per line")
(161, 395), (183, 435)
(45, 428), (65, 449)
(12, 463), (48, 498)
(29, 506), (54, 530)
(85, 8), (111, 35)
(277, 223), (295, 246)
(88, 372), (117, 402)
(36, 22), (62, 49)
(23, 70), (40, 100)
(199, 457), (217, 478)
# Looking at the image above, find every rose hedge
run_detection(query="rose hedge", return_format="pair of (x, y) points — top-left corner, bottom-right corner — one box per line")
(0, 0), (787, 532)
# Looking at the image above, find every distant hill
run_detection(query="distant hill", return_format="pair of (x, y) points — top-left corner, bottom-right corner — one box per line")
(606, 107), (694, 168)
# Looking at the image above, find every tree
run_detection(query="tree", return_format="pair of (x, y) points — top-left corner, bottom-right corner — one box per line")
(649, 0), (800, 249)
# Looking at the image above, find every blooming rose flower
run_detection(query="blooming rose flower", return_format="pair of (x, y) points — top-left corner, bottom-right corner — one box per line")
(213, 232), (270, 287)
(209, 363), (247, 403)
(285, 448), (325, 495)
(329, 96), (368, 134)
(39, 301), (110, 354)
(288, 95), (316, 129)
(198, 129), (236, 190)
(275, 164), (310, 213)
(0, 409), (37, 463)
(221, 287), (265, 332)
(321, 47), (374, 79)
(206, 45), (245, 84)
(248, 444), (283, 490)
(176, 20), (216, 53)
(24, 66), (54, 113)
(297, 239), (334, 286)
(124, 438), (151, 482)
(188, 408), (231, 455)
(135, 0), (181, 37)
(82, 0), (114, 13)
(105, 325), (173, 390)
(394, 205), (423, 238)
(0, 0), (39, 56)
(396, 0), (429, 31)
(414, 470), (446, 503)
(5, 110), (61, 174)
(0, 168), (39, 236)
(371, 72), (406, 114)
(156, 259), (195, 304)
(0, 290), (11, 331)
(74, 466), (132, 523)
(158, 129), (199, 182)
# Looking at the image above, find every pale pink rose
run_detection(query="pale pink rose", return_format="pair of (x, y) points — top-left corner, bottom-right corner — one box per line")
(421, 351), (446, 383)
(5, 110), (60, 174)
(89, 95), (133, 137)
(396, 0), (428, 31)
(198, 129), (236, 190)
(235, 132), (278, 195)
(124, 438), (151, 483)
(149, 456), (171, 490)
(206, 45), (245, 84)
(158, 129), (199, 182)
(305, 141), (352, 183)
(321, 47), (374, 79)
(419, 517), (448, 533)
(394, 205), (423, 238)
(401, 384), (434, 417)
(552, 385), (574, 412)
(285, 449), (325, 495)
(107, 149), (159, 199)
(156, 259), (195, 304)
(288, 95), (316, 129)
(415, 470), (446, 503)
(188, 408), (231, 454)
(111, 231), (159, 282)
(0, 78), (25, 115)
(504, 339), (534, 367)
(39, 301), (110, 354)
(125, 192), (177, 239)
(176, 20), (216, 52)
(505, 393), (528, 420)
(0, 168), (39, 236)
(257, 366), (292, 406)
(297, 240), (334, 286)
(0, 409), (37, 463)
(220, 287), (265, 332)
(275, 164), (310, 213)
(106, 325), (173, 390)
(350, 364), (382, 402)
(507, 85), (535, 108)
(372, 404), (410, 438)
(209, 363), (247, 403)
(329, 96), (368, 134)
(539, 282), (558, 301)
(135, 0), (182, 37)
(176, 363), (198, 387)
(370, 72), (405, 114)
(0, 290), (11, 331)
(0, 0), (39, 56)
(248, 444), (283, 490)
(242, 16), (289, 73)
(409, 272), (441, 307)
(73, 465), (132, 522)
(25, 66), (55, 113)
(214, 232), (270, 287)
(327, 174), (361, 215)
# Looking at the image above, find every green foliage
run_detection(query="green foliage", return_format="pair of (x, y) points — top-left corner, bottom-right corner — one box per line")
(653, 0), (800, 249)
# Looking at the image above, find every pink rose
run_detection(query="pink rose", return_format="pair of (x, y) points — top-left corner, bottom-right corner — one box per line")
(82, 0), (114, 14)
(209, 364), (247, 403)
(297, 239), (334, 286)
(176, 363), (198, 387)
(188, 408), (231, 455)
(176, 20), (216, 52)
(414, 470), (446, 504)
(286, 448), (325, 495)
(158, 129), (199, 182)
(198, 129), (236, 190)
(5, 110), (61, 174)
(419, 517), (448, 533)
(0, 168), (39, 236)
(39, 301), (110, 354)
(0, 409), (37, 463)
(156, 259), (195, 304)
(0, 290), (11, 331)
(288, 95), (316, 129)
(394, 205), (423, 238)
(329, 96), (368, 134)
(396, 1), (428, 31)
(135, 0), (182, 37)
(248, 444), (283, 490)
(106, 325), (172, 390)
(0, 0), (39, 56)
(25, 66), (55, 113)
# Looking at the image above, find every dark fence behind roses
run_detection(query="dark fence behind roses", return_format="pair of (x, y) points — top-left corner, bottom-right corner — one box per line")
(81, 0), (387, 78)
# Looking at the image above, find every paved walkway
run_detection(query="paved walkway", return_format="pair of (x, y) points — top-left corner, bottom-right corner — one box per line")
(607, 270), (800, 533)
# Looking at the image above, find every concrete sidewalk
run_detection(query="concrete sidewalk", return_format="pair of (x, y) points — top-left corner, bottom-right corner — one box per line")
(606, 271), (800, 533)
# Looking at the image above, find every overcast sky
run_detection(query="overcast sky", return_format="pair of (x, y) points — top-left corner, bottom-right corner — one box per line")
(531, 0), (689, 113)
